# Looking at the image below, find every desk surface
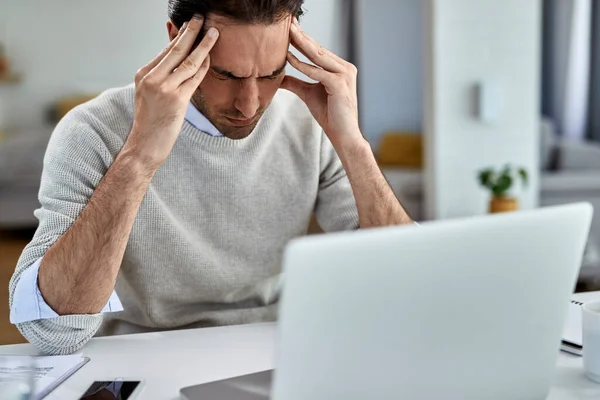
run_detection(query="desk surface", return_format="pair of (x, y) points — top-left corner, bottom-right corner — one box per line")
(0, 323), (599, 400)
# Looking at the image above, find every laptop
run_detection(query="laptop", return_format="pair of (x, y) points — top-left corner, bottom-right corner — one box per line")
(181, 203), (593, 400)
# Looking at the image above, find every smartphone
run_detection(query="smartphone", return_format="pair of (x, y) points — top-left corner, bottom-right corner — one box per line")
(78, 379), (144, 399)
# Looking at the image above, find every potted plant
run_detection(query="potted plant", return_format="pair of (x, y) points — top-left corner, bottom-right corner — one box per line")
(478, 165), (528, 213)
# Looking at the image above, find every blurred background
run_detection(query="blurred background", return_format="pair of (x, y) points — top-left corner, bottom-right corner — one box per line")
(1, 0), (599, 344)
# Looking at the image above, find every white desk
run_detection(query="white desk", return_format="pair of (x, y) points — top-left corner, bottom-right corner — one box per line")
(0, 322), (599, 400)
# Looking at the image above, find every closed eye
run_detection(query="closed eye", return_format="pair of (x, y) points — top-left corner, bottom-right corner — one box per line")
(213, 72), (243, 81)
(260, 68), (285, 80)
(216, 75), (279, 82)
(216, 76), (243, 82)
(210, 65), (286, 82)
(260, 74), (281, 81)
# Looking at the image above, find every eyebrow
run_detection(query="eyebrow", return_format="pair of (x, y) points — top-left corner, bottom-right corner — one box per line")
(210, 63), (287, 80)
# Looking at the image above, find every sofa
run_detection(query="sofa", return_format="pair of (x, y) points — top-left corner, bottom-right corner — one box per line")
(0, 126), (51, 229)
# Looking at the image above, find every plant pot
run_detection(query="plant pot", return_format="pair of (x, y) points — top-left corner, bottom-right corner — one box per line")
(489, 196), (518, 213)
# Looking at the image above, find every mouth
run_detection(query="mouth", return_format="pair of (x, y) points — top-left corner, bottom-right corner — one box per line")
(225, 116), (256, 127)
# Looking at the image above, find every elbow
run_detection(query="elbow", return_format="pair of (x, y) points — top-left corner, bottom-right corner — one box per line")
(31, 338), (88, 356)
(16, 315), (102, 355)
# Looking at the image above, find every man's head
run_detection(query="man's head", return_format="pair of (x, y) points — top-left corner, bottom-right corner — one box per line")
(167, 0), (305, 139)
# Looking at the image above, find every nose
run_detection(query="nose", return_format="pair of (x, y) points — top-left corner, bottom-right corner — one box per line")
(233, 80), (261, 119)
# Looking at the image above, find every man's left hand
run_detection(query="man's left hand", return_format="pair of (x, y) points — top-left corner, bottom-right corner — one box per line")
(281, 17), (363, 152)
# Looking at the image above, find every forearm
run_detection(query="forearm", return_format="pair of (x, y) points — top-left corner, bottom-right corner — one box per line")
(32, 17), (214, 317)
(38, 145), (156, 315)
(337, 137), (413, 228)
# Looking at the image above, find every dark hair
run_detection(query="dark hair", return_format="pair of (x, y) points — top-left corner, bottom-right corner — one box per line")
(168, 0), (305, 29)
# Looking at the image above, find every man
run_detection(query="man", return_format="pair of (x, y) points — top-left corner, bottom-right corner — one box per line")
(9, 0), (413, 355)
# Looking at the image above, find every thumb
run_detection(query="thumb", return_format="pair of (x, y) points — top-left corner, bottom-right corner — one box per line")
(281, 75), (314, 103)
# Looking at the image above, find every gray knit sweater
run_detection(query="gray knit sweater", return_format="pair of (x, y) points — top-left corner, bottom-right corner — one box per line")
(8, 85), (359, 355)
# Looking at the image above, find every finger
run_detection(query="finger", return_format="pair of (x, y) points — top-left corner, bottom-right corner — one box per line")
(166, 27), (219, 87)
(179, 54), (211, 96)
(280, 75), (318, 103)
(287, 51), (335, 85)
(152, 15), (205, 78)
(290, 19), (344, 73)
(293, 17), (351, 69)
(135, 21), (188, 84)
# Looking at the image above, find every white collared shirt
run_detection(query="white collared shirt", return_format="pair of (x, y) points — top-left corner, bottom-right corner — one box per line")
(185, 102), (223, 137)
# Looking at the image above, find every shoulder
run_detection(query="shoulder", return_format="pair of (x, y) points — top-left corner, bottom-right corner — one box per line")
(266, 89), (323, 144)
(269, 89), (315, 127)
(74, 84), (135, 122)
(49, 85), (135, 159)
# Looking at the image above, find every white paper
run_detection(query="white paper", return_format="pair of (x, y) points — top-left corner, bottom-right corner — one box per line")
(0, 354), (85, 399)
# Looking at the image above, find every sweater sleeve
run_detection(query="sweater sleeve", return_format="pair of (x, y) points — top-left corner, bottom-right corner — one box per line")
(8, 110), (118, 355)
(9, 257), (123, 324)
(314, 132), (360, 232)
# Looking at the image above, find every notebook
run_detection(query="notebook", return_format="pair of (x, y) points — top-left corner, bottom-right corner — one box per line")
(561, 291), (600, 356)
(0, 354), (90, 399)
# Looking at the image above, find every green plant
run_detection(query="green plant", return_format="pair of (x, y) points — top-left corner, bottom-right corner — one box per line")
(478, 165), (528, 197)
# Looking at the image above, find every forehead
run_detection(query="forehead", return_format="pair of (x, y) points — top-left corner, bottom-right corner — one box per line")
(206, 15), (291, 76)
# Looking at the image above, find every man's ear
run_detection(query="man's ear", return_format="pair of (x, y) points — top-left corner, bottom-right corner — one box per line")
(166, 20), (180, 42)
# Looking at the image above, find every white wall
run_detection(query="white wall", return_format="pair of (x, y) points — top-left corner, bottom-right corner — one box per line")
(289, 0), (343, 80)
(424, 0), (541, 219)
(0, 0), (341, 131)
(0, 0), (169, 130)
(301, 0), (344, 57)
(356, 0), (423, 146)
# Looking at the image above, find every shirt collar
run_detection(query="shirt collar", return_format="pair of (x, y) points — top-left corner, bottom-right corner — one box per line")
(185, 102), (223, 137)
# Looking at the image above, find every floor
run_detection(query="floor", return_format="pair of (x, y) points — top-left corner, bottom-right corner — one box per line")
(0, 230), (32, 345)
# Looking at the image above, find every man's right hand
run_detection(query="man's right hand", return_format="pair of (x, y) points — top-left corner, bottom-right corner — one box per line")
(33, 16), (219, 323)
(126, 15), (219, 168)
